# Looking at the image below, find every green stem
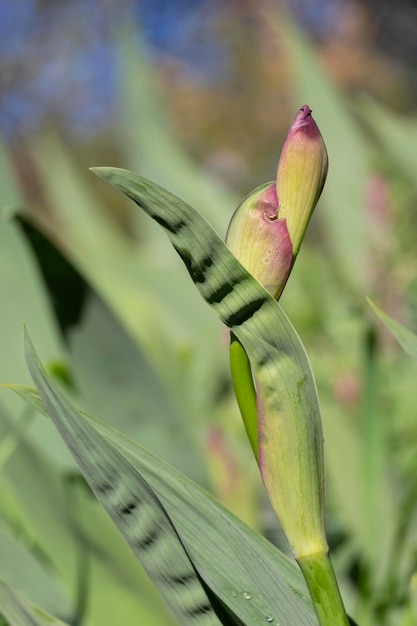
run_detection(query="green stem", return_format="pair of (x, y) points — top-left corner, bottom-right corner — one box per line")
(362, 324), (382, 570)
(229, 332), (258, 460)
(230, 333), (351, 625)
(297, 551), (350, 626)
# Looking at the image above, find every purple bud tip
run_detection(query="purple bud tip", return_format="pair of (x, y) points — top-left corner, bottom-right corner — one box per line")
(289, 104), (320, 139)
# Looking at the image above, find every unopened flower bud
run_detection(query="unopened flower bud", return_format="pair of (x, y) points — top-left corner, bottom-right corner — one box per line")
(225, 182), (293, 299)
(276, 104), (328, 257)
(226, 106), (329, 559)
(226, 105), (327, 300)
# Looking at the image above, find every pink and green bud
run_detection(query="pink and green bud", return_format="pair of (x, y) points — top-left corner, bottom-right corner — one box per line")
(226, 105), (327, 299)
(277, 105), (328, 257)
(225, 182), (293, 299)
(226, 106), (329, 556)
(225, 110), (347, 622)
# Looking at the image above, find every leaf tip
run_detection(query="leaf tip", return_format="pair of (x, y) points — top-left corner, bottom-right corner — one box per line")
(22, 325), (34, 366)
(22, 322), (30, 348)
(366, 297), (380, 317)
(89, 166), (110, 179)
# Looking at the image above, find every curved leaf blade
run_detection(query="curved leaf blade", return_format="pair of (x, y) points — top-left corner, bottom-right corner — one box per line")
(24, 333), (224, 626)
(20, 354), (318, 626)
(91, 167), (325, 556)
(367, 298), (417, 361)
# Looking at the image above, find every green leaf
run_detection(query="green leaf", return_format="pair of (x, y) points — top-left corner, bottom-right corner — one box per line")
(91, 167), (325, 557)
(69, 293), (206, 481)
(0, 208), (61, 377)
(229, 334), (258, 458)
(21, 341), (318, 626)
(0, 579), (70, 626)
(28, 134), (223, 431)
(24, 332), (229, 626)
(1, 385), (47, 417)
(0, 402), (79, 597)
(0, 189), (72, 481)
(367, 298), (417, 361)
(92, 419), (318, 625)
(0, 399), (173, 626)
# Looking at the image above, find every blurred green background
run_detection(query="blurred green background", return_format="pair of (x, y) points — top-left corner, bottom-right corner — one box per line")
(1, 1), (417, 625)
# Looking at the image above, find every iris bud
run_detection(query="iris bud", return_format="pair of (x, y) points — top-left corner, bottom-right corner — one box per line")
(226, 105), (329, 556)
(277, 104), (328, 257)
(225, 182), (293, 299)
(226, 105), (328, 299)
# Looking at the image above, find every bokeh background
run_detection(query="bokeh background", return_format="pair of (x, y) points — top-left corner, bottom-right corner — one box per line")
(1, 1), (417, 625)
(3, 0), (417, 190)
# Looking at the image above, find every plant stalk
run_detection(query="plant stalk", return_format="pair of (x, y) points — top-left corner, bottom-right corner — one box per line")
(297, 551), (350, 626)
(229, 332), (258, 460)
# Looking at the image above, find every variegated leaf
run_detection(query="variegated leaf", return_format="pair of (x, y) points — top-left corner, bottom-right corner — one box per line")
(20, 354), (317, 626)
(24, 332), (224, 626)
(91, 167), (325, 557)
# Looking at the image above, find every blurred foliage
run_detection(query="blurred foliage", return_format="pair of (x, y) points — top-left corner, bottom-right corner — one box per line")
(0, 2), (417, 625)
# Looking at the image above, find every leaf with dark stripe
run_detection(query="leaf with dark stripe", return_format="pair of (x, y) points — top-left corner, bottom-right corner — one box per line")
(92, 167), (325, 557)
(20, 354), (318, 626)
(24, 332), (223, 626)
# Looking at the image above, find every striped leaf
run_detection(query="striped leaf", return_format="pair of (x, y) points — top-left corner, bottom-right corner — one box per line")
(91, 167), (325, 558)
(21, 345), (318, 626)
(24, 332), (225, 626)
